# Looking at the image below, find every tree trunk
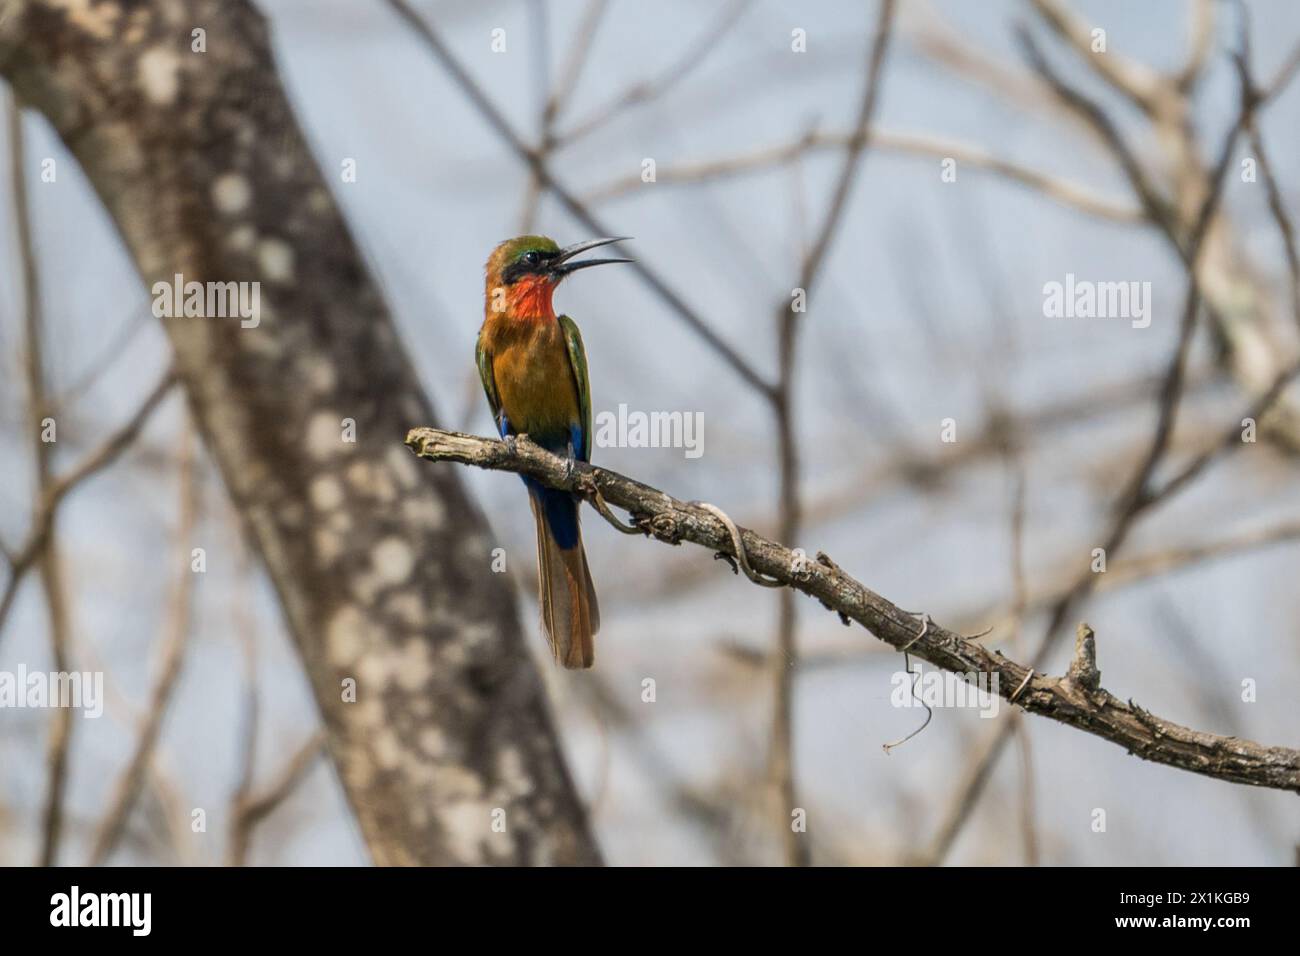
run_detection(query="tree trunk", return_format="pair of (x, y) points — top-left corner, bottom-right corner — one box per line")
(0, 0), (600, 865)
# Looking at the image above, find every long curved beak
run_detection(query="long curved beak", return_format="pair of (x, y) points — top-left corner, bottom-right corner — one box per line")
(551, 237), (634, 276)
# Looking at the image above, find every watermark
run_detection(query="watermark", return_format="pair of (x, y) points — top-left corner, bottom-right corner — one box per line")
(152, 273), (261, 328)
(1043, 272), (1152, 329)
(0, 666), (103, 718)
(50, 886), (151, 936)
(594, 404), (704, 459)
(890, 664), (999, 718)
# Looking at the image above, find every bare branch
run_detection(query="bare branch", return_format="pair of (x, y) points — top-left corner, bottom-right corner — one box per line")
(0, 369), (176, 645)
(1004, 466), (1039, 866)
(1261, 40), (1300, 102)
(544, 0), (607, 128)
(227, 732), (327, 867)
(909, 714), (1009, 866)
(1028, 0), (1169, 115)
(1104, 521), (1300, 591)
(904, 3), (1060, 117)
(582, 128), (1140, 223)
(519, 0), (608, 231)
(405, 428), (1300, 794)
(1232, 37), (1300, 334)
(89, 423), (199, 866)
(226, 531), (261, 866)
(12, 89), (75, 867)
(1018, 28), (1178, 235)
(1147, 360), (1300, 504)
(554, 0), (752, 146)
(1176, 0), (1216, 92)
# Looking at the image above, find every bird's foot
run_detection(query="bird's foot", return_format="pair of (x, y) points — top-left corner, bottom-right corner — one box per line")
(502, 434), (519, 456)
(563, 440), (577, 481)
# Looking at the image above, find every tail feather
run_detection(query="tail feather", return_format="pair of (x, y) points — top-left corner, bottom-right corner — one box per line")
(529, 492), (599, 668)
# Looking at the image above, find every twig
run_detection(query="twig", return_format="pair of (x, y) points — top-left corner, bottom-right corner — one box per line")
(405, 427), (1300, 793)
(1013, 712), (1040, 866)
(13, 91), (75, 868)
(1005, 464), (1039, 866)
(68, 627), (197, 864)
(55, 300), (153, 414)
(89, 422), (199, 865)
(572, 672), (760, 865)
(518, 0), (607, 231)
(1028, 0), (1168, 116)
(226, 527), (261, 865)
(553, 0), (752, 147)
(0, 368), (175, 647)
(1018, 28), (1178, 235)
(925, 517), (1300, 652)
(1146, 359), (1300, 504)
(909, 709), (1013, 867)
(582, 127), (1140, 223)
(544, 0), (607, 127)
(1231, 22), (1300, 335)
(1261, 39), (1300, 102)
(227, 731), (326, 867)
(1176, 0), (1216, 93)
(1104, 521), (1300, 589)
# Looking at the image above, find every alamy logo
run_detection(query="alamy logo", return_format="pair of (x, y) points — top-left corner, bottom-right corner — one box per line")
(1042, 273), (1152, 329)
(50, 886), (151, 936)
(0, 666), (103, 718)
(890, 665), (1000, 718)
(152, 273), (261, 328)
(594, 404), (704, 459)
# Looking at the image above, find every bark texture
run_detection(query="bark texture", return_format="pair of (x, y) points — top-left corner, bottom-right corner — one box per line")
(0, 0), (600, 865)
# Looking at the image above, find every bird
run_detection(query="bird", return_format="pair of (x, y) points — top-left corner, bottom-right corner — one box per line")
(476, 235), (632, 668)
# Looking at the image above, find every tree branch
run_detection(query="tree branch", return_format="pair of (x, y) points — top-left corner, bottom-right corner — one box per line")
(582, 127), (1140, 223)
(12, 86), (75, 867)
(406, 427), (1300, 795)
(227, 731), (327, 867)
(0, 368), (176, 648)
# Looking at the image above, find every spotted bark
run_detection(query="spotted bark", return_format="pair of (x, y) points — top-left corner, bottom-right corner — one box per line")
(0, 0), (600, 865)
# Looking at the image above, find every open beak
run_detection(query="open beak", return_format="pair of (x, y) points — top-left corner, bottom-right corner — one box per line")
(551, 237), (634, 277)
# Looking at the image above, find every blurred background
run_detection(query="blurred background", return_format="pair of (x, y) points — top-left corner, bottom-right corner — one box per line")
(1, 0), (1298, 865)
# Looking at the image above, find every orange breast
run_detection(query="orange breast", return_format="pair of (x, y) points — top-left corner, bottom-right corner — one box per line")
(489, 317), (580, 440)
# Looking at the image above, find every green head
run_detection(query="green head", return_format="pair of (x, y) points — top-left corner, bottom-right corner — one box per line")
(485, 235), (632, 287)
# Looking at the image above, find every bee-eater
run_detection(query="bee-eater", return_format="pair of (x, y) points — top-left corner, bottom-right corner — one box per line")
(476, 236), (631, 668)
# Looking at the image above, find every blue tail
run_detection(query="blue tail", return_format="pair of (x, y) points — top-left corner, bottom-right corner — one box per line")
(525, 479), (599, 668)
(525, 479), (580, 550)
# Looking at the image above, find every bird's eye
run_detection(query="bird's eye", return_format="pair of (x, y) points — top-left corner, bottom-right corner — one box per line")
(523, 251), (541, 266)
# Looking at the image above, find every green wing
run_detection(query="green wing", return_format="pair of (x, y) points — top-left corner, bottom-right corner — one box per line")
(558, 314), (593, 462)
(475, 332), (504, 435)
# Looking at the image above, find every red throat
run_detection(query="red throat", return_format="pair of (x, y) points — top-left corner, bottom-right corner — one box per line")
(508, 275), (556, 319)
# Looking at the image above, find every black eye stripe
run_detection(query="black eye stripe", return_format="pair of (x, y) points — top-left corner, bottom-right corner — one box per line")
(502, 249), (555, 283)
